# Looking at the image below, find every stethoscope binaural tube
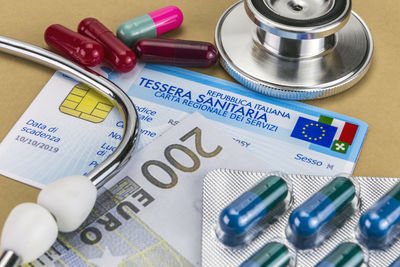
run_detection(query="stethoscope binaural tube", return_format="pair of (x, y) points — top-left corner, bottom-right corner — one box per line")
(0, 35), (140, 266)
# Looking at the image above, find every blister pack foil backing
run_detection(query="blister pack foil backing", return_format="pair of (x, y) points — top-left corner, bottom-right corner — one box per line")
(201, 169), (400, 266)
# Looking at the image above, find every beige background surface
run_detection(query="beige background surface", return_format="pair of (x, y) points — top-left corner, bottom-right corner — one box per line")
(0, 0), (398, 232)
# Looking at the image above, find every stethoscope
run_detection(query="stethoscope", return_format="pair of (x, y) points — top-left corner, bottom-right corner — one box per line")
(216, 0), (373, 99)
(0, 35), (140, 267)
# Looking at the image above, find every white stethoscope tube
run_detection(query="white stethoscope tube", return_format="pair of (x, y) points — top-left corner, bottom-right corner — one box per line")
(0, 35), (140, 266)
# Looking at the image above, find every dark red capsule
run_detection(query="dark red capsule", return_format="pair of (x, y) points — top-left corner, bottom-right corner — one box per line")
(134, 38), (219, 67)
(78, 18), (137, 73)
(44, 24), (104, 67)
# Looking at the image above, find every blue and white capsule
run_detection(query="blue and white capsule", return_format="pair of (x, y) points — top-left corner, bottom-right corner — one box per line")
(287, 176), (357, 249)
(358, 182), (400, 249)
(216, 174), (290, 247)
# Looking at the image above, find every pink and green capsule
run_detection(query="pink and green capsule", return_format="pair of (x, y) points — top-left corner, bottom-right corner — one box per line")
(117, 6), (183, 47)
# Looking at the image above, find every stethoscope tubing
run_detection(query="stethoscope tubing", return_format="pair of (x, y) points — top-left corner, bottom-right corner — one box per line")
(0, 35), (140, 189)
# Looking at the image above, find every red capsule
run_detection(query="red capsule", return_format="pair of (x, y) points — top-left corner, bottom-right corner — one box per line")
(44, 24), (104, 67)
(78, 18), (137, 73)
(134, 38), (219, 67)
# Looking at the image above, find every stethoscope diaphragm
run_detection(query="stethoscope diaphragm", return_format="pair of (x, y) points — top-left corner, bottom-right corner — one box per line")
(215, 0), (373, 100)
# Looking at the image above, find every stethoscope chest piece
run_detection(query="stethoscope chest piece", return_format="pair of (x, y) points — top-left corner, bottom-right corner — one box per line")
(215, 0), (373, 99)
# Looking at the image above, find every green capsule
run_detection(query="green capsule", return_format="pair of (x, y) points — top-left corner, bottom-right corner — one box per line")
(315, 242), (364, 267)
(288, 177), (356, 249)
(218, 175), (289, 246)
(387, 183), (400, 202)
(240, 242), (291, 267)
(319, 176), (355, 211)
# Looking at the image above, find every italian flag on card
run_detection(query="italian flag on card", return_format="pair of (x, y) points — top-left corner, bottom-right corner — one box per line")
(318, 115), (359, 154)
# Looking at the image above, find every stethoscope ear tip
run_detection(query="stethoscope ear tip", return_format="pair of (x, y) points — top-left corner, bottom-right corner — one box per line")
(0, 175), (98, 265)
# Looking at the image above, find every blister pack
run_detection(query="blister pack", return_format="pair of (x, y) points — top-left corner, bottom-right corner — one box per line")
(201, 170), (400, 266)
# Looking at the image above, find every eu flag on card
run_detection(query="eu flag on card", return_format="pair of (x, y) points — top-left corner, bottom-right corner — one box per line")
(291, 117), (337, 148)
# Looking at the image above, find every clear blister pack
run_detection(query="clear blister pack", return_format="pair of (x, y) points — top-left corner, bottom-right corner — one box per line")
(201, 169), (400, 266)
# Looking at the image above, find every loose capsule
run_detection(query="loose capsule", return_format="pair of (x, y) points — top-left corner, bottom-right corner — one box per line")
(315, 242), (365, 267)
(390, 256), (400, 267)
(134, 38), (218, 67)
(358, 182), (400, 249)
(44, 24), (104, 67)
(240, 242), (291, 267)
(117, 6), (183, 47)
(217, 175), (289, 247)
(78, 18), (136, 72)
(287, 177), (356, 249)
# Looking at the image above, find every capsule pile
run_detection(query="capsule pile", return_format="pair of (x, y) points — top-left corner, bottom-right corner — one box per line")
(44, 6), (218, 71)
